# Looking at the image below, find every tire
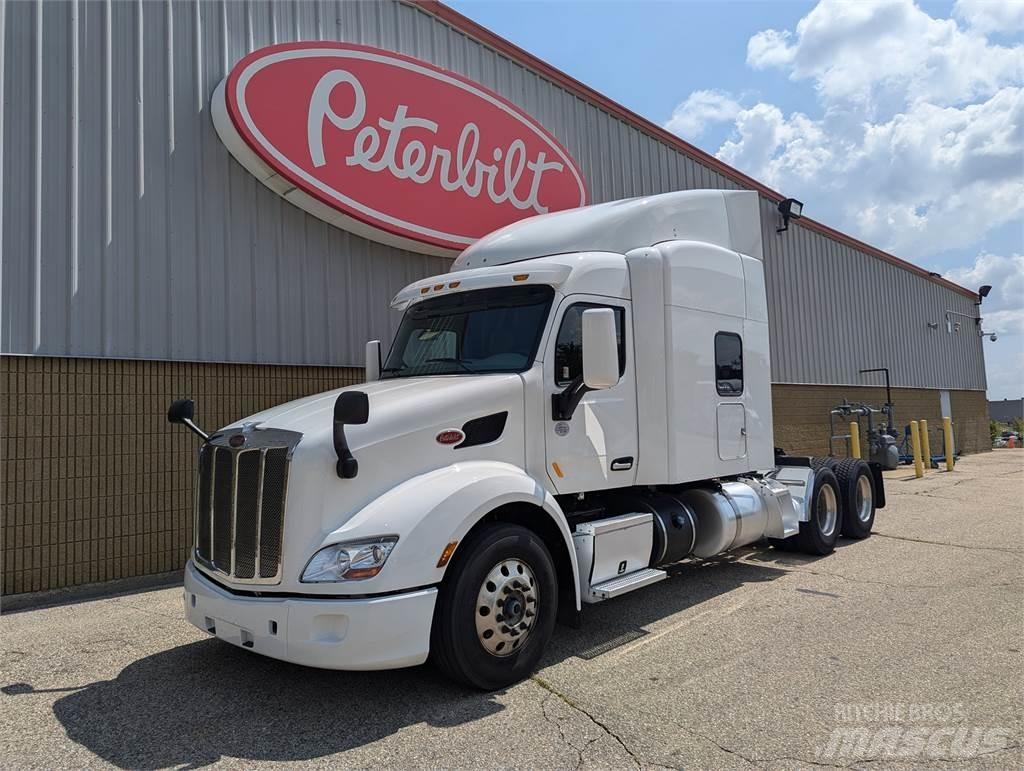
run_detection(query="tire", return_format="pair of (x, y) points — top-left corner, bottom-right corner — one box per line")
(431, 522), (558, 690)
(834, 458), (875, 539)
(811, 456), (838, 471)
(791, 467), (842, 555)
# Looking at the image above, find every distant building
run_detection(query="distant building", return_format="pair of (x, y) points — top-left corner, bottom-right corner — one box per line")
(989, 399), (1024, 423)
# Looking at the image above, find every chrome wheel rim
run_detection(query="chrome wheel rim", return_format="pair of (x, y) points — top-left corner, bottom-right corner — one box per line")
(816, 484), (838, 537)
(475, 558), (538, 657)
(855, 475), (873, 523)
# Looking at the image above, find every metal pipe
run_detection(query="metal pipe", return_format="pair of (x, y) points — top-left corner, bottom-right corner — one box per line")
(920, 419), (932, 471)
(910, 420), (924, 478)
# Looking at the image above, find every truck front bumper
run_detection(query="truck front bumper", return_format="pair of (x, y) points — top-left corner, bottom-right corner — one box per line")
(183, 561), (437, 670)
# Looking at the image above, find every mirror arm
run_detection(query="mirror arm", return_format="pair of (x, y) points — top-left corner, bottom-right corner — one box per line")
(551, 375), (592, 421)
(333, 420), (358, 479)
(182, 419), (210, 442)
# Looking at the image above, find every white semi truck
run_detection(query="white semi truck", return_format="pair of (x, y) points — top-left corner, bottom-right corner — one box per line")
(169, 190), (884, 690)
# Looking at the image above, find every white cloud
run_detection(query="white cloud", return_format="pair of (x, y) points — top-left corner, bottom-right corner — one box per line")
(747, 0), (1022, 109)
(954, 0), (1024, 35)
(665, 1), (1024, 258)
(663, 89), (742, 140)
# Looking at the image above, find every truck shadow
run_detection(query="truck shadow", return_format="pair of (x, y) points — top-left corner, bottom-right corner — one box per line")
(33, 556), (796, 768)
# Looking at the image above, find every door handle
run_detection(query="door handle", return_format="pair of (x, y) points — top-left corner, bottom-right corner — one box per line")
(740, 427), (747, 436)
(610, 456), (633, 471)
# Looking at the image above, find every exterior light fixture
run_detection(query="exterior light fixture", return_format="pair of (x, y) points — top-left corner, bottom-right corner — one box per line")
(776, 198), (804, 233)
(977, 285), (992, 304)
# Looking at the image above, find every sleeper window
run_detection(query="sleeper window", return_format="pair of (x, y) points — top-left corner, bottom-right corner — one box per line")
(715, 332), (743, 396)
(554, 304), (626, 386)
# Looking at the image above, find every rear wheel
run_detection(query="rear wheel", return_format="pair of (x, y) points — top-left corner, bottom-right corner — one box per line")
(431, 522), (558, 690)
(790, 467), (841, 555)
(835, 458), (875, 539)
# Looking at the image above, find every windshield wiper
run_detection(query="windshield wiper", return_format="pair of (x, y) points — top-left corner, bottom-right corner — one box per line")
(425, 357), (478, 373)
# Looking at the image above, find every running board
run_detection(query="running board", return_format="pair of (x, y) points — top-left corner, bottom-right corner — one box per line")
(590, 568), (667, 600)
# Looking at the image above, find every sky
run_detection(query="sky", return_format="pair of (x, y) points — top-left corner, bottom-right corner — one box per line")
(447, 0), (1024, 400)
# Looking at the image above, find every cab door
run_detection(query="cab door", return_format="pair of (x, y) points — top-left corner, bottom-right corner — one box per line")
(544, 296), (638, 493)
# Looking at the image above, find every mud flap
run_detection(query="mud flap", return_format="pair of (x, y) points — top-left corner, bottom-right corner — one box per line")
(868, 461), (887, 509)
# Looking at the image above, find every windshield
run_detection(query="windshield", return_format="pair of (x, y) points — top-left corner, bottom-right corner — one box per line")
(382, 285), (555, 378)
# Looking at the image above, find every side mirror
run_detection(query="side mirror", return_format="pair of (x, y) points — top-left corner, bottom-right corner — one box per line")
(333, 391), (369, 479)
(365, 340), (382, 382)
(581, 308), (619, 390)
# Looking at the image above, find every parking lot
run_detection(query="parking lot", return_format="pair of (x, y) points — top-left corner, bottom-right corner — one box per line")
(1, 450), (1021, 769)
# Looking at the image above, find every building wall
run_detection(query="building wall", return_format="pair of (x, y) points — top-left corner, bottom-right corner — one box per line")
(2, 354), (989, 597)
(1, 355), (362, 596)
(0, 0), (986, 391)
(772, 384), (990, 458)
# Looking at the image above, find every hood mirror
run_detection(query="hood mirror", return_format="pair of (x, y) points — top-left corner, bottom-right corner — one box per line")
(334, 391), (369, 479)
(167, 398), (210, 441)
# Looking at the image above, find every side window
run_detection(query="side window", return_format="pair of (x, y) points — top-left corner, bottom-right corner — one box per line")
(554, 304), (626, 386)
(715, 332), (743, 396)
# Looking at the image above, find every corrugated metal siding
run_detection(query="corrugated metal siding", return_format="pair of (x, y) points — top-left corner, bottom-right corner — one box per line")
(0, 0), (987, 390)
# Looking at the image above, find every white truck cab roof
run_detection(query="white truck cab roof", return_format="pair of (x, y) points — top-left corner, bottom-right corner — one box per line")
(452, 189), (763, 271)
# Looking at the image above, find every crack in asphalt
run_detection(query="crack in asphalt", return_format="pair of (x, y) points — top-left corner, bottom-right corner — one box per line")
(871, 532), (1024, 554)
(748, 563), (1019, 591)
(532, 676), (642, 769)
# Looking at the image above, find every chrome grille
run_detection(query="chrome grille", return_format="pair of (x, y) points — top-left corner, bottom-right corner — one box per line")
(194, 428), (301, 585)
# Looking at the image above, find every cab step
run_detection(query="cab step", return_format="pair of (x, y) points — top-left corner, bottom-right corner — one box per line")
(590, 567), (667, 600)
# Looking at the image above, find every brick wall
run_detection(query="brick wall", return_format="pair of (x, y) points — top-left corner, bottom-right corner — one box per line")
(1, 356), (362, 596)
(771, 384), (990, 458)
(1, 356), (991, 597)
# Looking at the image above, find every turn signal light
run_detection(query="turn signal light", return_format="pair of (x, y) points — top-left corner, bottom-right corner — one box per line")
(437, 540), (459, 568)
(512, 274), (529, 282)
(433, 284), (444, 291)
(448, 281), (461, 288)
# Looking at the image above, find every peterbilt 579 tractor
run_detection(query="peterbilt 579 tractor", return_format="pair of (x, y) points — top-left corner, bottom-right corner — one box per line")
(169, 189), (884, 690)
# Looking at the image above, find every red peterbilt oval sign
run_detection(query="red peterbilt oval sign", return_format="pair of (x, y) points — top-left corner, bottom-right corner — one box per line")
(212, 42), (588, 256)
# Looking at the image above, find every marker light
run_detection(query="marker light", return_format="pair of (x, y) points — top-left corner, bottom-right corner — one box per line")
(513, 274), (529, 281)
(301, 536), (399, 582)
(436, 541), (459, 568)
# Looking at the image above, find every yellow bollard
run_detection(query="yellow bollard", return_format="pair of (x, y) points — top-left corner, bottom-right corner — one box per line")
(910, 420), (924, 478)
(849, 421), (861, 459)
(943, 417), (955, 471)
(920, 419), (932, 472)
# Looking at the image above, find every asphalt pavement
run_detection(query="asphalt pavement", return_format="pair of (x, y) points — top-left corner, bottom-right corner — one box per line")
(1, 450), (1021, 769)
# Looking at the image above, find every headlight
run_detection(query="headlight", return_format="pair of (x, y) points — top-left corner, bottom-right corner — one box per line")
(300, 536), (399, 582)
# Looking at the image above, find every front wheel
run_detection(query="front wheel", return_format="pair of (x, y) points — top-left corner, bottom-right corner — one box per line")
(431, 522), (558, 690)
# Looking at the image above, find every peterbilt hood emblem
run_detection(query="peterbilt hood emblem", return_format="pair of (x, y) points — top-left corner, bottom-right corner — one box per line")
(436, 429), (465, 446)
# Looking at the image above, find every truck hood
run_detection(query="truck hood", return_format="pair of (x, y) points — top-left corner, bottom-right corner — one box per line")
(227, 375), (517, 443)
(217, 374), (528, 586)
